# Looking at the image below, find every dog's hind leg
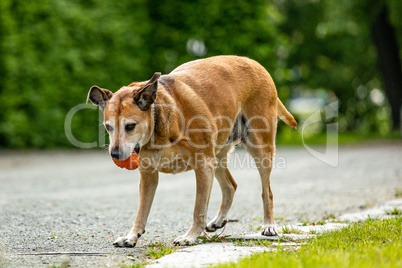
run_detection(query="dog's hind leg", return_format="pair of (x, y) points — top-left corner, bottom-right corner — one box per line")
(243, 103), (279, 236)
(244, 140), (278, 235)
(206, 145), (237, 232)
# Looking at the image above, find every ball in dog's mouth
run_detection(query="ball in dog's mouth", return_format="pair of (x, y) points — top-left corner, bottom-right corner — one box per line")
(113, 145), (140, 170)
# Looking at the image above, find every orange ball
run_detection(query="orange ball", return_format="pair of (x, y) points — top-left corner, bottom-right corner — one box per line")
(113, 150), (140, 170)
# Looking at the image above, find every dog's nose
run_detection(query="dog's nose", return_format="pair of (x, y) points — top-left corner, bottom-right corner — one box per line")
(111, 149), (123, 160)
(134, 144), (141, 155)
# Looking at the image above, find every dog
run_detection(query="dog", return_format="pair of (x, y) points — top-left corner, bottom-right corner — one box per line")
(87, 55), (297, 247)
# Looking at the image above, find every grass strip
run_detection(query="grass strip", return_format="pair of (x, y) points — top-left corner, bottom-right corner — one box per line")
(212, 217), (402, 268)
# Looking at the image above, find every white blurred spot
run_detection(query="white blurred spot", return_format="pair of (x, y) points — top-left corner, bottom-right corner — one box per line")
(369, 88), (385, 106)
(186, 38), (207, 57)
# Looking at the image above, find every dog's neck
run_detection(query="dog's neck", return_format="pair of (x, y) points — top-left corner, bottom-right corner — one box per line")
(148, 81), (176, 140)
(152, 80), (173, 131)
(151, 80), (174, 134)
(159, 79), (172, 95)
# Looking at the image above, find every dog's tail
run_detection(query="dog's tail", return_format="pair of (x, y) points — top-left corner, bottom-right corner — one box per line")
(277, 97), (297, 129)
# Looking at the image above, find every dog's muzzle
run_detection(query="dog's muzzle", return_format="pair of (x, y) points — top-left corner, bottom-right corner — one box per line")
(111, 149), (124, 160)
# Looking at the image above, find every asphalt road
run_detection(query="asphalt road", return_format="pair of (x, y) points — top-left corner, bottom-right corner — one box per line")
(0, 142), (401, 267)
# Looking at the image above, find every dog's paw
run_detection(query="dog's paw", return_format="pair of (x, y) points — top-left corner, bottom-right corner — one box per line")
(173, 234), (198, 246)
(113, 235), (137, 247)
(205, 218), (227, 232)
(261, 224), (278, 236)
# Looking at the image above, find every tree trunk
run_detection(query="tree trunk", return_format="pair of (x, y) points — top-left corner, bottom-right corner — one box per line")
(371, 7), (402, 131)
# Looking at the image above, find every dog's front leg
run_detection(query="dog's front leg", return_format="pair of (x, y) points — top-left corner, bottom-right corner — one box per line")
(113, 170), (159, 247)
(173, 159), (214, 245)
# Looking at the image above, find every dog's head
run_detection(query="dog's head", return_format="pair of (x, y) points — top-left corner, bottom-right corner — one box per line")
(87, 72), (161, 160)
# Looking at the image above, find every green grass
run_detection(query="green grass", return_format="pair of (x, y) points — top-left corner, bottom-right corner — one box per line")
(145, 242), (178, 260)
(386, 208), (402, 216)
(280, 225), (304, 234)
(120, 264), (145, 268)
(231, 238), (273, 247)
(247, 224), (262, 231)
(322, 213), (336, 221)
(212, 217), (402, 268)
(251, 217), (263, 222)
(280, 225), (290, 234)
(198, 234), (230, 243)
(301, 215), (343, 226)
(301, 220), (312, 226)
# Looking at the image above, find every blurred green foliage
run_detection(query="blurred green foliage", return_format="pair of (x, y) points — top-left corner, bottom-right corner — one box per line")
(0, 0), (400, 148)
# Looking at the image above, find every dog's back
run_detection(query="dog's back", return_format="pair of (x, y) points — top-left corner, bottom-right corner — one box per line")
(162, 55), (296, 130)
(168, 55), (277, 105)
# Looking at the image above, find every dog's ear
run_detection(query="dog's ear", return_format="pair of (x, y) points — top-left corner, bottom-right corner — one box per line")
(134, 72), (161, 111)
(87, 86), (113, 110)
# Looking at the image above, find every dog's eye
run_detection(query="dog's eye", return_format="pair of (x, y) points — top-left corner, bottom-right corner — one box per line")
(105, 124), (113, 132)
(125, 123), (137, 132)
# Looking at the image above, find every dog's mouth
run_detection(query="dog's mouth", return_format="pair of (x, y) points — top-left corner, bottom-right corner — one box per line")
(110, 143), (141, 161)
(134, 144), (141, 155)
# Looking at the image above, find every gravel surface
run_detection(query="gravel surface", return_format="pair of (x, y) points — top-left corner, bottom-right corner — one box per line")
(0, 142), (401, 267)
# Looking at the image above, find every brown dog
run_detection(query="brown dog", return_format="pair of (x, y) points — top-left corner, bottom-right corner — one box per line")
(87, 55), (297, 247)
